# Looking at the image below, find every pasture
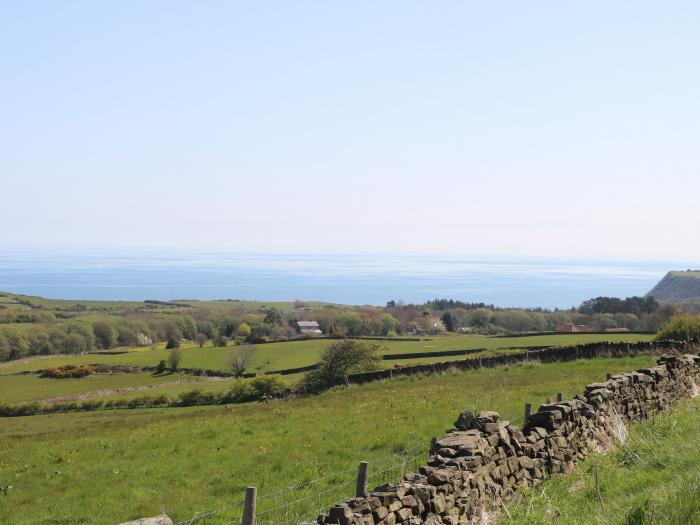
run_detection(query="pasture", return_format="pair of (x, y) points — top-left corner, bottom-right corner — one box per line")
(0, 355), (659, 524)
(0, 332), (654, 375)
(0, 372), (230, 405)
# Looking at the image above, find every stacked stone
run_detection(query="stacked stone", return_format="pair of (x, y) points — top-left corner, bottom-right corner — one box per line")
(302, 353), (700, 525)
(341, 340), (689, 387)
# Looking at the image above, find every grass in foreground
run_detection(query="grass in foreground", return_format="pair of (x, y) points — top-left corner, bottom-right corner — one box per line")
(0, 355), (657, 524)
(503, 398), (700, 525)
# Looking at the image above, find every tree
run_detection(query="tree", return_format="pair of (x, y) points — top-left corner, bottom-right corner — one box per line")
(48, 328), (67, 355)
(236, 322), (252, 338)
(303, 340), (382, 391)
(214, 334), (228, 347)
(579, 296), (660, 316)
(196, 321), (218, 339)
(470, 308), (494, 328)
(163, 322), (182, 347)
(27, 330), (50, 356)
(65, 322), (95, 352)
(227, 346), (255, 377)
(173, 315), (197, 340)
(167, 348), (183, 372)
(93, 321), (118, 349)
(0, 334), (10, 361)
(441, 312), (456, 332)
(379, 314), (400, 335)
(115, 325), (137, 347)
(413, 315), (446, 334)
(593, 313), (616, 330)
(335, 311), (364, 335)
(165, 335), (180, 349)
(64, 333), (89, 354)
(196, 333), (208, 348)
(495, 311), (533, 333)
(263, 308), (283, 326)
(4, 328), (29, 360)
(247, 323), (272, 343)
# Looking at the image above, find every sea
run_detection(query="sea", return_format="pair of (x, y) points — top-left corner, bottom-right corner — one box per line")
(0, 252), (682, 309)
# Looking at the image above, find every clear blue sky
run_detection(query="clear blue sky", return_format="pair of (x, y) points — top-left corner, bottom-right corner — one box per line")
(2, 2), (699, 260)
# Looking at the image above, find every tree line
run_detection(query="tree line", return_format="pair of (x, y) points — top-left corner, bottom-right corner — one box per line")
(0, 292), (684, 363)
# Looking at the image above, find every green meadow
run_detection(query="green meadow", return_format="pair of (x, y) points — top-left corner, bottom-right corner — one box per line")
(0, 355), (659, 524)
(0, 372), (216, 404)
(0, 332), (653, 375)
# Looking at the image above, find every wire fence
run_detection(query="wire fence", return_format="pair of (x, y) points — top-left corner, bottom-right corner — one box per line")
(174, 444), (427, 525)
(175, 503), (243, 525)
(255, 444), (426, 525)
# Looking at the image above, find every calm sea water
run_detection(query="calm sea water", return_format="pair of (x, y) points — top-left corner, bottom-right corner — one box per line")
(0, 252), (677, 309)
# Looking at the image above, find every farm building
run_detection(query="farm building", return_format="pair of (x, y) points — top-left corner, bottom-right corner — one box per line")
(295, 320), (322, 336)
(554, 323), (594, 333)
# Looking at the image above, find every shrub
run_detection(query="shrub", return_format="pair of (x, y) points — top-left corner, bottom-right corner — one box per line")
(656, 315), (700, 342)
(0, 402), (42, 417)
(80, 400), (104, 411)
(127, 395), (165, 409)
(225, 379), (255, 402)
(154, 360), (167, 375)
(40, 365), (95, 379)
(177, 389), (217, 407)
(250, 375), (286, 398)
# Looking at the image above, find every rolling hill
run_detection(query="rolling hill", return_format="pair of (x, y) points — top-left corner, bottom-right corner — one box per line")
(646, 270), (700, 305)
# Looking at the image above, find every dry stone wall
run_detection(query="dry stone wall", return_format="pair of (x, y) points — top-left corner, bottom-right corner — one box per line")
(304, 350), (700, 525)
(341, 340), (685, 386)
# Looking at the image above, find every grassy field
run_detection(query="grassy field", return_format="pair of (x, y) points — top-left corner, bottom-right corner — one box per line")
(0, 333), (654, 375)
(0, 372), (223, 404)
(0, 355), (659, 524)
(503, 398), (700, 525)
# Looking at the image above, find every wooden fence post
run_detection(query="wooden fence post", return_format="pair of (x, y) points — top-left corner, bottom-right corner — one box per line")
(556, 392), (563, 402)
(356, 461), (369, 498)
(524, 403), (532, 425)
(607, 373), (612, 380)
(242, 486), (257, 525)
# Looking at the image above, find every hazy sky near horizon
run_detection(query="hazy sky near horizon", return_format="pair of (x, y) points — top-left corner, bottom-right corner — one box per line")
(2, 2), (699, 260)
